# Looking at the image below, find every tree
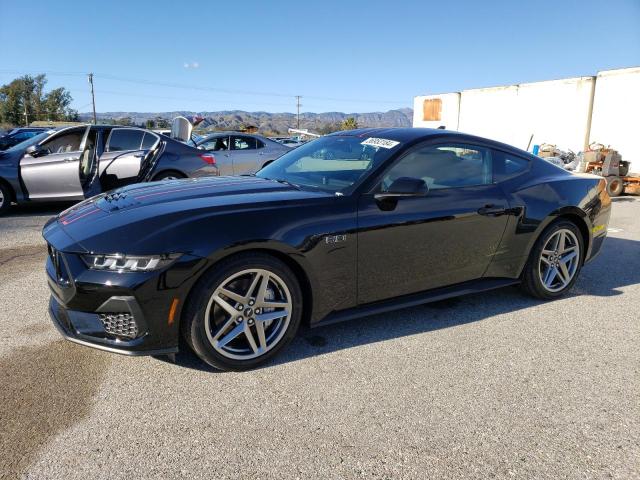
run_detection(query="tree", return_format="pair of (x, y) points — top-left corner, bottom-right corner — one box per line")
(0, 74), (76, 126)
(318, 122), (342, 135)
(145, 119), (156, 129)
(154, 117), (170, 128)
(341, 117), (359, 130)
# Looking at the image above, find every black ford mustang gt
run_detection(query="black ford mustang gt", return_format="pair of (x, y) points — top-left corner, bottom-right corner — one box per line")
(43, 128), (611, 371)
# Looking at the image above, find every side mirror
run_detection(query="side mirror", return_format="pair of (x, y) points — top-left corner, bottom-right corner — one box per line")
(375, 177), (428, 200)
(26, 145), (49, 157)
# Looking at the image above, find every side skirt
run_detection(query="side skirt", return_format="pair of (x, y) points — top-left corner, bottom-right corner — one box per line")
(314, 277), (520, 328)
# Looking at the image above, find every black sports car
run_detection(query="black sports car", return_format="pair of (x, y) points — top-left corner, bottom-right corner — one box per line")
(43, 128), (611, 371)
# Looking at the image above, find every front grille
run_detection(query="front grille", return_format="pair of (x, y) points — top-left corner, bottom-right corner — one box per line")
(98, 313), (139, 339)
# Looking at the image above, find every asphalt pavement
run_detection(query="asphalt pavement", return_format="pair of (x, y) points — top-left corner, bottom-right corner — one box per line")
(0, 198), (638, 479)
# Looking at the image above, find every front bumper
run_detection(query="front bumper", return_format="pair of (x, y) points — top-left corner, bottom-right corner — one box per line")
(49, 296), (177, 356)
(44, 243), (206, 356)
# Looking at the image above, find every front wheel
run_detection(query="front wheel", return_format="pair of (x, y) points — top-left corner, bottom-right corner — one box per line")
(520, 220), (584, 299)
(182, 253), (303, 371)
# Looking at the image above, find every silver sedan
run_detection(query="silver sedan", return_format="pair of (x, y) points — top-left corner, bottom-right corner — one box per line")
(193, 132), (290, 175)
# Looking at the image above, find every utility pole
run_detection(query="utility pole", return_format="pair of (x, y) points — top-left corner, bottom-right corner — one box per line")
(295, 95), (302, 129)
(88, 73), (97, 124)
(23, 102), (29, 126)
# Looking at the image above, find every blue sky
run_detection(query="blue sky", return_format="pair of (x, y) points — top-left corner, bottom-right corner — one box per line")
(1, 0), (639, 114)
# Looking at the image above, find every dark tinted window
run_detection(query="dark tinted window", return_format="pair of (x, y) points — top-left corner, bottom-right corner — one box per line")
(382, 143), (492, 190)
(141, 132), (158, 149)
(200, 135), (228, 151)
(231, 135), (256, 150)
(12, 131), (38, 141)
(107, 129), (144, 152)
(493, 150), (529, 182)
(256, 138), (265, 149)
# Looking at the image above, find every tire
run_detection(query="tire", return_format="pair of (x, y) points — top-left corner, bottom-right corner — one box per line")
(181, 253), (303, 371)
(520, 220), (584, 300)
(153, 170), (186, 181)
(0, 182), (12, 216)
(605, 176), (624, 197)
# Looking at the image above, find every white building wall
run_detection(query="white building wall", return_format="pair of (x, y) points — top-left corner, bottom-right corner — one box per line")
(413, 68), (638, 172)
(412, 93), (460, 129)
(456, 77), (594, 152)
(590, 67), (640, 174)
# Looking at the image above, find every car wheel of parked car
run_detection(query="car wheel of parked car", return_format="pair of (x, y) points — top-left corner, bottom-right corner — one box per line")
(153, 171), (186, 181)
(0, 182), (11, 215)
(605, 176), (624, 197)
(182, 253), (303, 371)
(520, 220), (584, 300)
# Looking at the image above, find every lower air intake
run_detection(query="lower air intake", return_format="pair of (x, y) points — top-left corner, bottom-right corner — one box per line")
(98, 313), (139, 339)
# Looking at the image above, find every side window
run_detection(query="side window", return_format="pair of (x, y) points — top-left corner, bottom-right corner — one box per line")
(13, 131), (35, 141)
(41, 129), (84, 153)
(107, 129), (145, 152)
(231, 136), (256, 150)
(493, 150), (529, 182)
(256, 138), (265, 149)
(382, 143), (492, 190)
(200, 136), (228, 151)
(141, 132), (159, 149)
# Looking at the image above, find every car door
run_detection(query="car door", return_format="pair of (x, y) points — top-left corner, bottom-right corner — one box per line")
(356, 141), (510, 305)
(198, 135), (232, 175)
(20, 126), (90, 200)
(98, 128), (158, 190)
(230, 135), (260, 174)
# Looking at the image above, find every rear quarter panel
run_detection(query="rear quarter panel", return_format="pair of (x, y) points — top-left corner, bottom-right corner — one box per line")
(486, 160), (611, 278)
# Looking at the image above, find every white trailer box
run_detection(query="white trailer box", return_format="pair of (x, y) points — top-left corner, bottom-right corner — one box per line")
(456, 77), (595, 152)
(590, 67), (640, 174)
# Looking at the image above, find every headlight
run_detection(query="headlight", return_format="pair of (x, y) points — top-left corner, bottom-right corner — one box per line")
(81, 253), (182, 272)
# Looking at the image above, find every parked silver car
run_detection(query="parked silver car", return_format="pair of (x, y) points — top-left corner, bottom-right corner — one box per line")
(0, 124), (217, 214)
(192, 132), (290, 175)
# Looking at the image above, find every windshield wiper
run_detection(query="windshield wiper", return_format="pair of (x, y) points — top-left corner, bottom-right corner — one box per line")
(273, 178), (301, 190)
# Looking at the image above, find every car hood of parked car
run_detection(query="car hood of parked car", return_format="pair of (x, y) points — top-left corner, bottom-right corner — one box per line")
(43, 175), (333, 255)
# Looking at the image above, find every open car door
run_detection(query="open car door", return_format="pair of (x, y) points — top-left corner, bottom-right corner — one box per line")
(98, 128), (163, 191)
(20, 126), (101, 201)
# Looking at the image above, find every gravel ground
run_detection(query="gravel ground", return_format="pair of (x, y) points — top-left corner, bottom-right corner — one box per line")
(0, 198), (638, 480)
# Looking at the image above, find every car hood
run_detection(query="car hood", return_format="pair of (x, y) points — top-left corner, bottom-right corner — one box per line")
(43, 176), (333, 254)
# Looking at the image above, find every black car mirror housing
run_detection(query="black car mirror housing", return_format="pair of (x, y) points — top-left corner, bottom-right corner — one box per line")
(375, 177), (429, 200)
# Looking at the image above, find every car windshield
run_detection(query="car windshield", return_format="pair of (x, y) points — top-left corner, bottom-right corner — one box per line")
(5, 131), (52, 153)
(256, 135), (400, 193)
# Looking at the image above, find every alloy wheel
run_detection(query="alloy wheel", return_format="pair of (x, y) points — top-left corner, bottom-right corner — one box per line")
(0, 190), (4, 208)
(538, 228), (580, 293)
(204, 268), (292, 360)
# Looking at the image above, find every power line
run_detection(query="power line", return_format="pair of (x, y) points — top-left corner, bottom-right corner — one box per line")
(0, 69), (409, 105)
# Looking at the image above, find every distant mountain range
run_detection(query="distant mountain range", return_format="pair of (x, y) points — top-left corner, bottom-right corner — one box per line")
(78, 108), (413, 134)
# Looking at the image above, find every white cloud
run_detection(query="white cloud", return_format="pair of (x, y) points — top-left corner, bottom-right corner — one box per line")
(183, 61), (200, 69)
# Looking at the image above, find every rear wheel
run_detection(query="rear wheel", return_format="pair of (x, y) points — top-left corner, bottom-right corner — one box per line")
(153, 170), (186, 181)
(520, 220), (584, 299)
(605, 176), (624, 197)
(0, 182), (12, 215)
(182, 253), (303, 371)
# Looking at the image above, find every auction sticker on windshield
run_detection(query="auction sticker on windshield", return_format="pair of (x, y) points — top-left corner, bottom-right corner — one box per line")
(361, 137), (400, 149)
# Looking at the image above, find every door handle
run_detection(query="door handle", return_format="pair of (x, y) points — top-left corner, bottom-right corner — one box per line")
(63, 157), (76, 162)
(133, 153), (145, 158)
(477, 204), (506, 216)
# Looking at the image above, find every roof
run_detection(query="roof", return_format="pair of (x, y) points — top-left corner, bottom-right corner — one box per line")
(328, 127), (536, 158)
